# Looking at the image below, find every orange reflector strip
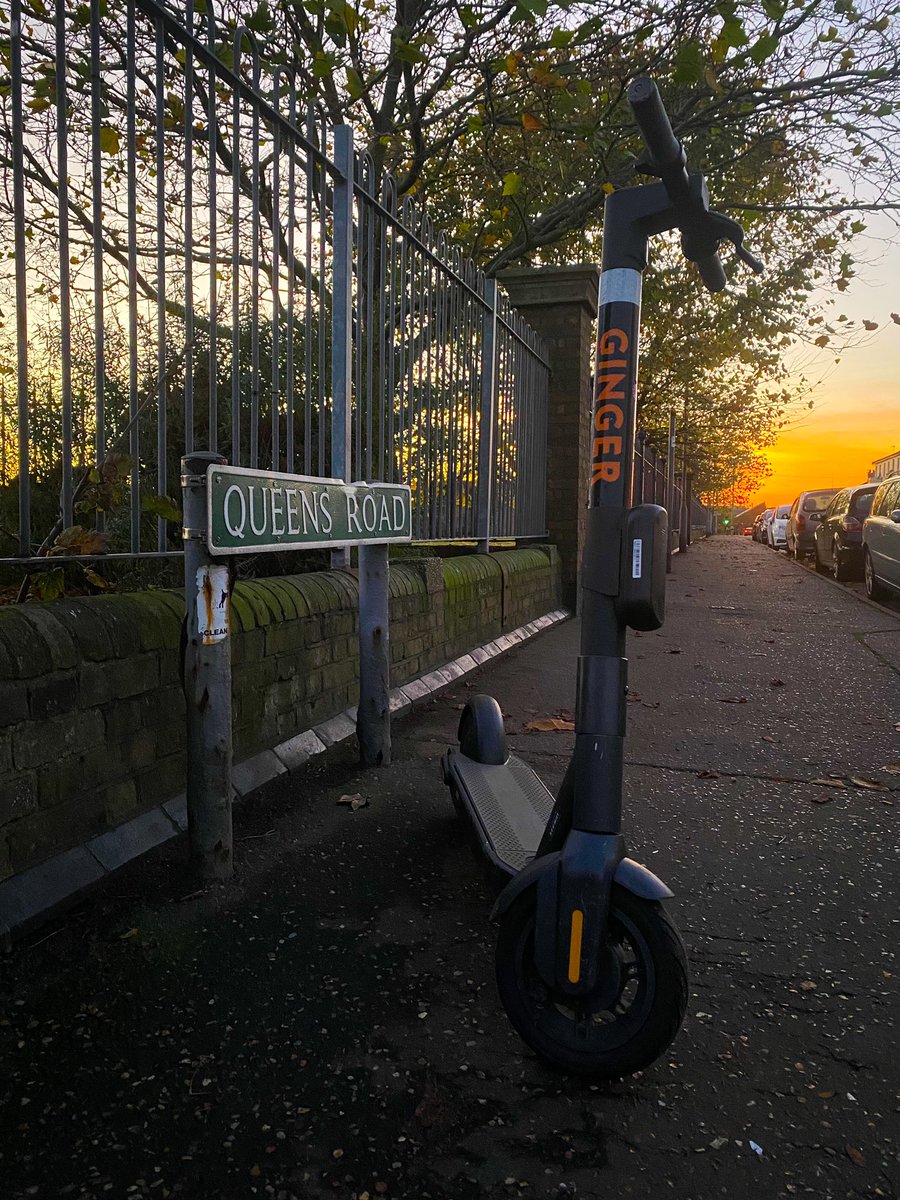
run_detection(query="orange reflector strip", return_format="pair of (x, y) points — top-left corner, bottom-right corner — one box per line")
(567, 909), (584, 983)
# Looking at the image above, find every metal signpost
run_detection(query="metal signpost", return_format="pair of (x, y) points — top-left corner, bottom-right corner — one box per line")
(182, 458), (412, 878)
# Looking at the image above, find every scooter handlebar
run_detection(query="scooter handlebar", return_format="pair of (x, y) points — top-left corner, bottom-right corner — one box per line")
(626, 77), (765, 292)
(627, 77), (684, 173)
(694, 254), (728, 294)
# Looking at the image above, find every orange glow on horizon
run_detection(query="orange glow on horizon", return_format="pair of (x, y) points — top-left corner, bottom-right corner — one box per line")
(749, 327), (900, 509)
(751, 409), (898, 507)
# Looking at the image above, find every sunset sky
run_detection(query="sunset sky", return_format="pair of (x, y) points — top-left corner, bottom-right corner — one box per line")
(749, 209), (900, 509)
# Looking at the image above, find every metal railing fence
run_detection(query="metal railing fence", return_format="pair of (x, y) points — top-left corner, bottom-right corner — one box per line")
(0, 0), (549, 564)
(633, 429), (709, 546)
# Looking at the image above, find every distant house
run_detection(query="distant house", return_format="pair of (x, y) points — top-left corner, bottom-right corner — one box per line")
(732, 503), (766, 526)
(869, 450), (900, 482)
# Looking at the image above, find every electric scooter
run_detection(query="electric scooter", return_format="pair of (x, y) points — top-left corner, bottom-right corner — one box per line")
(442, 77), (763, 1078)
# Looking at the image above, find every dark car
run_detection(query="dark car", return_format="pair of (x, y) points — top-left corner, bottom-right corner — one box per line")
(813, 484), (876, 580)
(786, 489), (841, 560)
(754, 508), (773, 542)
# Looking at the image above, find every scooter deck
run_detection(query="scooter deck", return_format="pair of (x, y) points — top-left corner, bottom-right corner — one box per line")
(447, 750), (555, 875)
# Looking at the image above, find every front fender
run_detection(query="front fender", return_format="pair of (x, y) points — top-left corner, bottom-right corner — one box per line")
(614, 856), (674, 900)
(491, 852), (561, 921)
(490, 851), (672, 921)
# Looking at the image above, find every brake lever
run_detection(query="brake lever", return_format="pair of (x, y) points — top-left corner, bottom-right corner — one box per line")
(706, 210), (764, 275)
(735, 243), (765, 275)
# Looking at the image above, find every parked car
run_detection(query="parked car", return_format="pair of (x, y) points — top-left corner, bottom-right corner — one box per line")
(754, 508), (774, 542)
(786, 489), (841, 559)
(768, 504), (791, 550)
(813, 485), (876, 580)
(863, 475), (900, 600)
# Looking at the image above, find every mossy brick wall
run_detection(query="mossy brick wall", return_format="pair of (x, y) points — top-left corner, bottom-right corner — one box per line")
(0, 548), (559, 881)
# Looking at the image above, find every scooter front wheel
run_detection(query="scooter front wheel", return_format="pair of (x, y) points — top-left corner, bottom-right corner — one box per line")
(495, 884), (688, 1079)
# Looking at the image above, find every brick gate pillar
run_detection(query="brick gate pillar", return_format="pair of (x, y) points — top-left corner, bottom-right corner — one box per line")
(499, 265), (599, 611)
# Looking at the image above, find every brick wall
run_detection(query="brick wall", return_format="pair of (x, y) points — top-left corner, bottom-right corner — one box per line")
(0, 549), (560, 881)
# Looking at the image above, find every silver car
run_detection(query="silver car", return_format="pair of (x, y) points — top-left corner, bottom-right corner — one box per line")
(863, 476), (900, 600)
(768, 504), (791, 550)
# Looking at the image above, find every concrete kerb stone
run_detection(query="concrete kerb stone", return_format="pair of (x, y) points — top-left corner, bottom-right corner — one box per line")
(162, 794), (188, 831)
(0, 846), (105, 940)
(314, 711), (357, 748)
(389, 691), (411, 716)
(453, 653), (478, 675)
(419, 668), (453, 692)
(273, 729), (327, 771)
(399, 678), (431, 704)
(232, 750), (287, 798)
(87, 808), (181, 872)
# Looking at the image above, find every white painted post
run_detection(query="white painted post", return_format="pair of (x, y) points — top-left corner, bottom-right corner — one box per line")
(181, 451), (233, 879)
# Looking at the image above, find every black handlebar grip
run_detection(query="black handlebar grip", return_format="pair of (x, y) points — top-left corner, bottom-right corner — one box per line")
(695, 254), (728, 293)
(627, 77), (682, 169)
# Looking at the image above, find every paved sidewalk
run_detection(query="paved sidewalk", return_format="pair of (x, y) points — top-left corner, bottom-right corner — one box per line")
(1, 537), (898, 1200)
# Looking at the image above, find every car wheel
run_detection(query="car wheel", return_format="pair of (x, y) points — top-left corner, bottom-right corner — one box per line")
(864, 549), (890, 601)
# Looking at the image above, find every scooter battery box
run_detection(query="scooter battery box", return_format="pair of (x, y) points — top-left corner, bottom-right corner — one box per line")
(617, 504), (666, 630)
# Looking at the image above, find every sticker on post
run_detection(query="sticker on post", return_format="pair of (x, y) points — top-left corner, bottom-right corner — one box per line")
(632, 538), (643, 579)
(197, 564), (230, 644)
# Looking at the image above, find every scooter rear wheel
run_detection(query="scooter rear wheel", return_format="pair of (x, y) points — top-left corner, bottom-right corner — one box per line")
(496, 884), (688, 1079)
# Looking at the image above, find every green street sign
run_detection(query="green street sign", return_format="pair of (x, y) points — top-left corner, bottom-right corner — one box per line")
(206, 466), (412, 555)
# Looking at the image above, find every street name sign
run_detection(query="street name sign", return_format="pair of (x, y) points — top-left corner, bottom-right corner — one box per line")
(207, 465), (412, 555)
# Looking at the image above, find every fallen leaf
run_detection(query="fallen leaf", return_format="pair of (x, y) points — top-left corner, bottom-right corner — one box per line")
(709, 1136), (728, 1150)
(769, 678), (784, 687)
(119, 928), (139, 940)
(249, 1166), (261, 1178)
(881, 764), (900, 774)
(818, 1090), (835, 1099)
(799, 980), (817, 991)
(696, 770), (720, 779)
(717, 697), (748, 704)
(525, 717), (575, 732)
(762, 735), (777, 743)
(337, 793), (368, 811)
(891, 312), (900, 325)
(812, 777), (846, 788)
(845, 1145), (865, 1167)
(668, 648), (682, 654)
(849, 776), (886, 790)
(332, 1148), (344, 1159)
(811, 795), (833, 804)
